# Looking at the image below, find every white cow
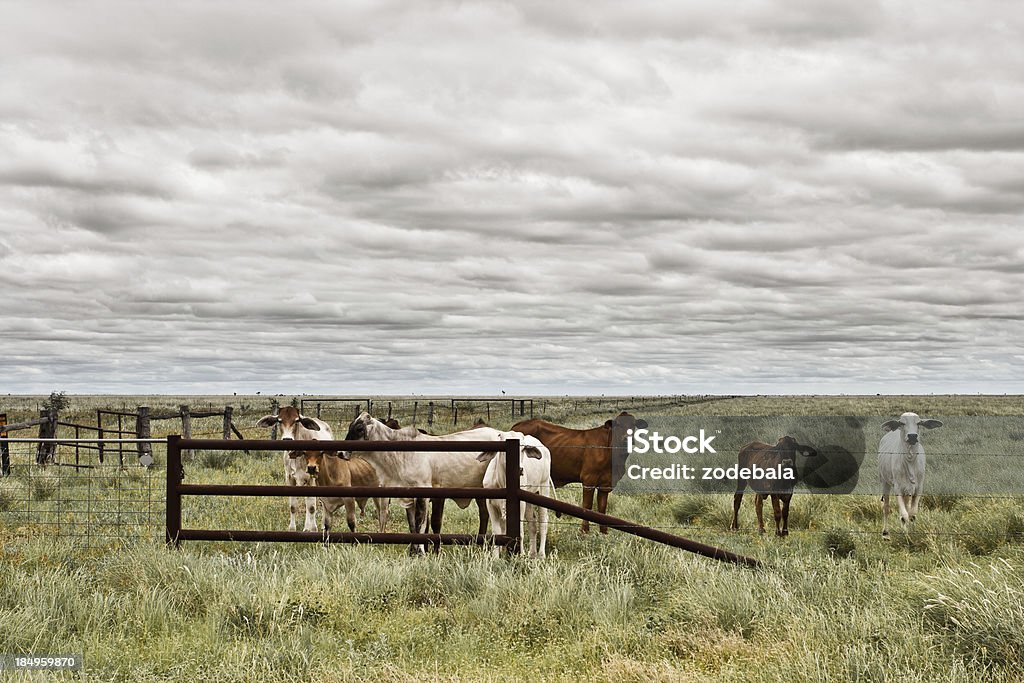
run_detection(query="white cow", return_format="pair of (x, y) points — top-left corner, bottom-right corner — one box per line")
(478, 431), (554, 559)
(878, 412), (943, 538)
(255, 406), (332, 532)
(339, 412), (502, 554)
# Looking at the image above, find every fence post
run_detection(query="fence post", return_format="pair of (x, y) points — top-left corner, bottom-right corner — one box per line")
(95, 409), (105, 464)
(452, 399), (458, 426)
(36, 409), (57, 465)
(136, 406), (151, 467)
(412, 402), (418, 426)
(504, 437), (521, 554)
(428, 401), (434, 428)
(222, 406), (233, 439)
(315, 403), (321, 419)
(0, 413), (9, 476)
(166, 435), (183, 548)
(179, 405), (192, 461)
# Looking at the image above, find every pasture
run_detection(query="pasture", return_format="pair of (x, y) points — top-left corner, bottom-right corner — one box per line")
(1, 394), (1023, 681)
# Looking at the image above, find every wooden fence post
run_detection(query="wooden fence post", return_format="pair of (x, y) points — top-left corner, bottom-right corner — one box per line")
(0, 413), (9, 476)
(180, 405), (193, 461)
(412, 401), (418, 426)
(222, 406), (233, 439)
(96, 409), (105, 464)
(452, 399), (458, 426)
(136, 406), (151, 467)
(427, 401), (434, 428)
(36, 409), (57, 465)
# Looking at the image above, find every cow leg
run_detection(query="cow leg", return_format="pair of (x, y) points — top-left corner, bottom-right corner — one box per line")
(345, 497), (357, 532)
(770, 495), (783, 536)
(429, 498), (445, 554)
(881, 487), (892, 538)
(375, 497), (389, 533)
(322, 500), (332, 533)
(895, 495), (911, 529)
(780, 495), (791, 537)
(596, 487), (611, 534)
(580, 485), (595, 534)
(285, 470), (299, 531)
(303, 495), (318, 532)
(909, 493), (920, 522)
(754, 494), (766, 534)
(487, 499), (504, 559)
(525, 503), (537, 558)
(476, 498), (489, 538)
(731, 479), (748, 531)
(406, 499), (427, 555)
(537, 504), (548, 560)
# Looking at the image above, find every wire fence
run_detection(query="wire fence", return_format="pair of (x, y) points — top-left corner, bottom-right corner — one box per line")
(0, 440), (164, 548)
(2, 437), (1023, 552)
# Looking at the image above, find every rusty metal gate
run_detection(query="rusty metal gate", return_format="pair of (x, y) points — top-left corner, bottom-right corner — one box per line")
(165, 436), (759, 567)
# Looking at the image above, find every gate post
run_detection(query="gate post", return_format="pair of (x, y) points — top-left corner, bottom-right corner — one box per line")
(222, 406), (233, 439)
(0, 413), (9, 476)
(136, 406), (152, 467)
(166, 435), (183, 547)
(504, 437), (521, 554)
(36, 409), (57, 465)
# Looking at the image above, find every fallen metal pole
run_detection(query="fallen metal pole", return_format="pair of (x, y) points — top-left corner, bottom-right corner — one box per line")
(518, 489), (761, 568)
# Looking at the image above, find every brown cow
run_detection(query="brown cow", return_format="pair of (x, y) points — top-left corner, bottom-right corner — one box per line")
(730, 436), (818, 536)
(299, 450), (388, 533)
(512, 411), (644, 534)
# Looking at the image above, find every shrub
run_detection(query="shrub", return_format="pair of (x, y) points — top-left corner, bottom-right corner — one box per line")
(824, 528), (855, 557)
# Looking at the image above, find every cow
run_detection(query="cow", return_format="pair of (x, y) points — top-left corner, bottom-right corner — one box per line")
(295, 450), (387, 533)
(478, 431), (554, 559)
(730, 436), (818, 536)
(340, 412), (503, 554)
(878, 412), (943, 538)
(512, 411), (644, 533)
(255, 405), (332, 532)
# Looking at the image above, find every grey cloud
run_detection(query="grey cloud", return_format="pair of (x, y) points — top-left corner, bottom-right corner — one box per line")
(2, 1), (1022, 395)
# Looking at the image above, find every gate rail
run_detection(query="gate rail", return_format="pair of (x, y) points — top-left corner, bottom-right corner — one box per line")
(166, 436), (525, 551)
(165, 436), (760, 567)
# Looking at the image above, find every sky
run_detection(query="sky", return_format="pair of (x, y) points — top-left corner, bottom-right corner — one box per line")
(1, 1), (1022, 396)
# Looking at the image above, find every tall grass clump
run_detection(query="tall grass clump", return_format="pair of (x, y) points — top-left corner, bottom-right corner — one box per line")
(824, 528), (856, 557)
(922, 557), (1024, 670)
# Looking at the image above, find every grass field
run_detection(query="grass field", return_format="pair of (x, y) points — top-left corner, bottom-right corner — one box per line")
(1, 394), (1023, 681)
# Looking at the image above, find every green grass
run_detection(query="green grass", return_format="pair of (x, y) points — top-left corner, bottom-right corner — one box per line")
(1, 394), (1023, 680)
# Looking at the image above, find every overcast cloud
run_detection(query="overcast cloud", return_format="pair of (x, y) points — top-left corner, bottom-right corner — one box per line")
(2, 1), (1022, 395)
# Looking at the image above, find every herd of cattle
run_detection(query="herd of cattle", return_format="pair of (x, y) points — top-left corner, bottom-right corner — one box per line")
(253, 408), (943, 554)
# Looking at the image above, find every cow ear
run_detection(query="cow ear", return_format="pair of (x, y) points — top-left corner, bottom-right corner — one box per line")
(920, 419), (943, 429)
(524, 446), (543, 459)
(299, 418), (321, 430)
(635, 419), (648, 430)
(477, 452), (497, 463)
(881, 420), (901, 432)
(338, 451), (352, 461)
(256, 415), (278, 428)
(605, 420), (614, 429)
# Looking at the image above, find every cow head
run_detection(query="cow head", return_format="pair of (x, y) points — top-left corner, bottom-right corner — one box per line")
(297, 449), (336, 478)
(477, 431), (549, 464)
(255, 405), (323, 440)
(881, 412), (943, 446)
